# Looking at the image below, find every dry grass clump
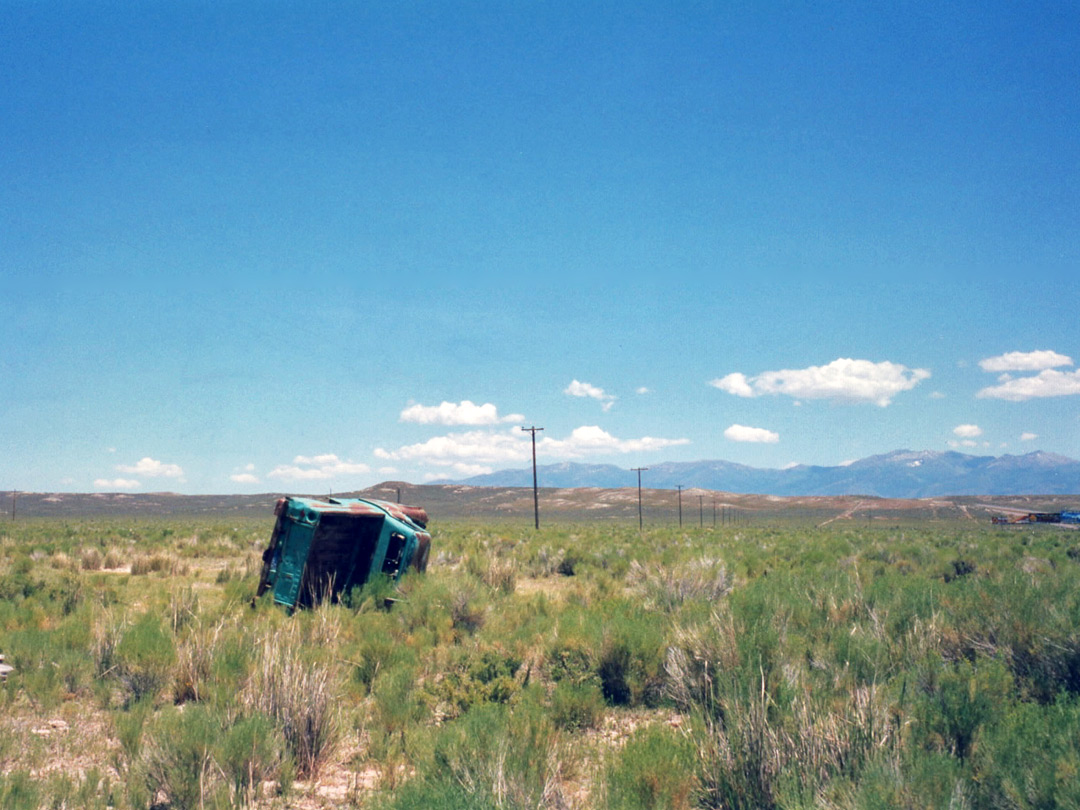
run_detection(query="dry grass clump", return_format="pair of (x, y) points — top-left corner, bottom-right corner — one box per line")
(129, 553), (189, 577)
(695, 680), (896, 810)
(243, 624), (341, 778)
(628, 557), (732, 611)
(49, 551), (78, 572)
(167, 586), (199, 633)
(79, 547), (103, 571)
(482, 557), (517, 595)
(172, 615), (228, 704)
(664, 609), (741, 714)
(91, 611), (127, 681)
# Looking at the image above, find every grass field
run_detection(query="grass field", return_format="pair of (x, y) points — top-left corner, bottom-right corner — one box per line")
(1, 512), (1079, 809)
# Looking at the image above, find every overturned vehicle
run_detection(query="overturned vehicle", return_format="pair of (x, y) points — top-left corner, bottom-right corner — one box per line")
(257, 496), (431, 610)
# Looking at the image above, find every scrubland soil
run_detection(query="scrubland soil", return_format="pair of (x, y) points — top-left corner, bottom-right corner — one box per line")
(2, 516), (1080, 809)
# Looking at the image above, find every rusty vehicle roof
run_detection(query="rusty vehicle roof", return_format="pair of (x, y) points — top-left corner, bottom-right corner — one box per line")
(275, 496), (428, 529)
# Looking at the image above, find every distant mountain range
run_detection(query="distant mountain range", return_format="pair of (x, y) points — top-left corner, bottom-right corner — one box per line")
(437, 450), (1080, 498)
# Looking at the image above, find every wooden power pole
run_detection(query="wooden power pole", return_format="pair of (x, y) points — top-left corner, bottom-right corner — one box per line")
(632, 467), (648, 531)
(521, 426), (544, 529)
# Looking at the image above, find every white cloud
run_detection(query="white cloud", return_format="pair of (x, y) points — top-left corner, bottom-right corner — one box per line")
(565, 380), (617, 411)
(1020, 432), (1038, 441)
(711, 372), (755, 397)
(953, 424), (983, 438)
(929, 391), (946, 399)
(399, 400), (523, 426)
(94, 478), (140, 490)
(268, 454), (371, 481)
(723, 424), (780, 444)
(978, 350), (1073, 372)
(710, 358), (930, 406)
(636, 387), (651, 395)
(977, 369), (1080, 401)
(376, 430), (530, 465)
(445, 463), (494, 477)
(377, 466), (399, 475)
(229, 463), (259, 484)
(375, 425), (689, 466)
(116, 457), (185, 479)
(948, 440), (979, 448)
(541, 426), (690, 457)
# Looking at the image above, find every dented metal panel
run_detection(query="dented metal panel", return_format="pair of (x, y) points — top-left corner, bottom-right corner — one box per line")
(256, 496), (432, 610)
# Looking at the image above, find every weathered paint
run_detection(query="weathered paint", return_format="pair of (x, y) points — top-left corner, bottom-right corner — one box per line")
(256, 496), (432, 610)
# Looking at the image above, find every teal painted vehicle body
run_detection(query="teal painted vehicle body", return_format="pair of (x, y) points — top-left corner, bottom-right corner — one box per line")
(257, 496), (431, 610)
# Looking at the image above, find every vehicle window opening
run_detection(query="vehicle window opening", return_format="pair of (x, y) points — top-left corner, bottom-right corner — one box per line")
(381, 532), (408, 577)
(299, 514), (383, 607)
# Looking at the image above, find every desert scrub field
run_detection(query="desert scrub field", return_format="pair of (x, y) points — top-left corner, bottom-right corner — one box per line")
(1, 516), (1079, 809)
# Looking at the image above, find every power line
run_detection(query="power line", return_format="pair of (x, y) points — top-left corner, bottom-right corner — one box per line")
(631, 467), (648, 531)
(521, 426), (544, 529)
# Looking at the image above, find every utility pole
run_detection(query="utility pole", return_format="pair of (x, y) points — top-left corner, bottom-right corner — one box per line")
(676, 484), (683, 527)
(521, 426), (544, 529)
(699, 494), (704, 527)
(631, 467), (648, 531)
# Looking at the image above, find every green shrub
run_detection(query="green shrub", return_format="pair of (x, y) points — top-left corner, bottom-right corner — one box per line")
(597, 608), (666, 707)
(605, 724), (698, 810)
(913, 657), (1013, 759)
(369, 660), (426, 753)
(217, 713), (293, 805)
(142, 704), (224, 810)
(428, 643), (522, 717)
(345, 572), (397, 612)
(971, 696), (1080, 808)
(420, 696), (565, 809)
(112, 698), (152, 775)
(548, 634), (599, 689)
(114, 612), (176, 704)
(350, 621), (408, 696)
(386, 779), (499, 810)
(551, 681), (604, 731)
(0, 771), (39, 810)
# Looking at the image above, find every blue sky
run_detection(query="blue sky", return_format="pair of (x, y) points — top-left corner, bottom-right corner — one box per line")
(2, 1), (1078, 494)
